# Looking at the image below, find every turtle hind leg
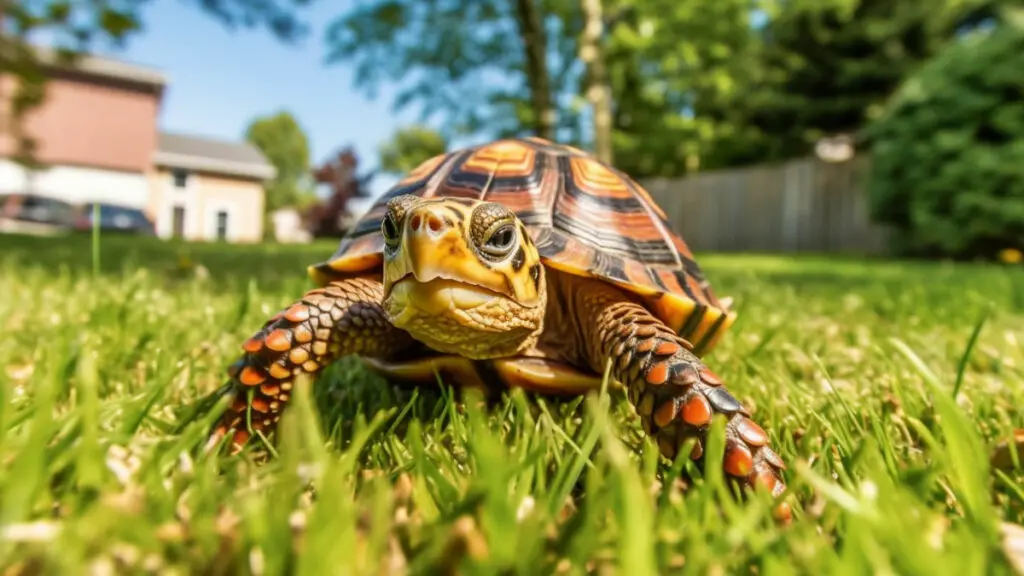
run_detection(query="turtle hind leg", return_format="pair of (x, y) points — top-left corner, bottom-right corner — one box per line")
(564, 277), (790, 519)
(207, 276), (417, 453)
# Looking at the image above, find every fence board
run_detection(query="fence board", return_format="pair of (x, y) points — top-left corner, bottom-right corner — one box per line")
(641, 155), (889, 255)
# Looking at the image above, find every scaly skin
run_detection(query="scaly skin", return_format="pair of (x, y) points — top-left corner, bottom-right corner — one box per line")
(207, 276), (416, 452)
(566, 276), (788, 500)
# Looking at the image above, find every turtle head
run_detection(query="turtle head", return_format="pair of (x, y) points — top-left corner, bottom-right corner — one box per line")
(379, 194), (547, 358)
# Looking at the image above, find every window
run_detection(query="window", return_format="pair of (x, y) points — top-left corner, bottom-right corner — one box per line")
(215, 210), (229, 241)
(171, 169), (189, 188)
(172, 205), (186, 237)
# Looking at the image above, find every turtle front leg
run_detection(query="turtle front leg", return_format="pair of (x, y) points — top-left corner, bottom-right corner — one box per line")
(569, 279), (788, 500)
(208, 276), (417, 452)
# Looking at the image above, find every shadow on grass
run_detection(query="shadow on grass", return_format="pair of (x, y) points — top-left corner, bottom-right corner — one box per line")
(292, 356), (595, 454)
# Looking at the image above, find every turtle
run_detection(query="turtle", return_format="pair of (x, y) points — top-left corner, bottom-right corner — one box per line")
(208, 136), (788, 501)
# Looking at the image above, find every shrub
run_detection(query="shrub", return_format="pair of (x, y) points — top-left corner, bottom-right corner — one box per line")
(866, 22), (1024, 259)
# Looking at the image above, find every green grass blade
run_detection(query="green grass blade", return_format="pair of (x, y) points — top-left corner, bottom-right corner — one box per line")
(890, 338), (998, 533)
(953, 307), (990, 399)
(91, 203), (100, 277)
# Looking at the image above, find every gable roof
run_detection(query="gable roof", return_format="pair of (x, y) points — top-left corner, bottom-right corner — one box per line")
(153, 132), (276, 181)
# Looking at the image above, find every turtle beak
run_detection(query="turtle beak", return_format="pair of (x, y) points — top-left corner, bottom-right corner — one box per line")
(383, 203), (509, 296)
(400, 204), (468, 283)
(382, 203), (471, 298)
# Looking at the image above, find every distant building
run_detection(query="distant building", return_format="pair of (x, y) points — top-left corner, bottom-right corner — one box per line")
(270, 207), (312, 244)
(149, 132), (273, 242)
(0, 46), (275, 242)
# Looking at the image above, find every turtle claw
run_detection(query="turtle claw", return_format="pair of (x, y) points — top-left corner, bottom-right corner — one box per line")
(204, 277), (415, 453)
(645, 363), (788, 500)
(203, 425), (229, 456)
(581, 284), (789, 511)
(623, 344), (789, 499)
(657, 386), (793, 523)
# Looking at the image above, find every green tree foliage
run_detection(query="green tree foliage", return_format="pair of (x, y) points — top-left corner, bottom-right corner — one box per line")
(599, 0), (762, 177)
(866, 22), (1024, 259)
(708, 0), (1001, 167)
(324, 0), (575, 141)
(378, 126), (448, 176)
(2, 0), (312, 165)
(322, 0), (1011, 181)
(597, 0), (1004, 174)
(323, 0), (761, 177)
(244, 110), (315, 212)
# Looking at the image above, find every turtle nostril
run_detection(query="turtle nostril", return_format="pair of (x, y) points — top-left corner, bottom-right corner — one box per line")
(408, 209), (447, 234)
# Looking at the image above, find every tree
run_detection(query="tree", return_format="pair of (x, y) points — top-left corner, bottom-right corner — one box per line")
(709, 0), (1004, 167)
(579, 0), (612, 164)
(597, 0), (764, 177)
(1, 0), (312, 166)
(323, 0), (770, 178)
(244, 110), (315, 213)
(866, 20), (1024, 259)
(308, 147), (373, 238)
(514, 0), (556, 139)
(378, 125), (448, 176)
(324, 0), (577, 142)
(590, 0), (1006, 176)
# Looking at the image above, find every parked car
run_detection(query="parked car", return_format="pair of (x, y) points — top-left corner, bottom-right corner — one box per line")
(0, 193), (78, 235)
(74, 202), (156, 236)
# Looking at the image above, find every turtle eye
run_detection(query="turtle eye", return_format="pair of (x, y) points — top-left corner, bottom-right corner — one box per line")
(381, 213), (400, 247)
(482, 223), (517, 257)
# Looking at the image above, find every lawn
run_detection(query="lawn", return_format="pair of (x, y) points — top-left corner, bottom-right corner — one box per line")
(1, 233), (1023, 575)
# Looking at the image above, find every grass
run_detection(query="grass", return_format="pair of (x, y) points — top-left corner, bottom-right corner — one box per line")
(1, 232), (1024, 575)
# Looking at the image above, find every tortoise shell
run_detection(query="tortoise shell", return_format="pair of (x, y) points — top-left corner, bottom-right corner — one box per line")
(309, 137), (736, 354)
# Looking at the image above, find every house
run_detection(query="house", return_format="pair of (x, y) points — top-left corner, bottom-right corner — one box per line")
(0, 46), (275, 242)
(149, 132), (273, 241)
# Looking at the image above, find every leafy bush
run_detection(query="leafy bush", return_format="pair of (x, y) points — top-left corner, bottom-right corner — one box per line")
(866, 22), (1024, 259)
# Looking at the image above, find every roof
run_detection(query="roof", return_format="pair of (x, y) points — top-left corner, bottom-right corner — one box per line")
(31, 45), (168, 88)
(153, 132), (277, 181)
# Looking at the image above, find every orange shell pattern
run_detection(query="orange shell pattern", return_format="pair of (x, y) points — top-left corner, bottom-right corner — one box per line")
(310, 137), (736, 353)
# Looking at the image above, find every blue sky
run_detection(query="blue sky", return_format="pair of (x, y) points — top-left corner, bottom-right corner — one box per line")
(87, 1), (419, 208)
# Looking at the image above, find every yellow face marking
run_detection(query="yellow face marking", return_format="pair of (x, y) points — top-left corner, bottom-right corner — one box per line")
(379, 195), (547, 358)
(381, 197), (543, 304)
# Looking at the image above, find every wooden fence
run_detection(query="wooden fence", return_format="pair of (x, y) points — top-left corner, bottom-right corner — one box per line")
(641, 155), (891, 255)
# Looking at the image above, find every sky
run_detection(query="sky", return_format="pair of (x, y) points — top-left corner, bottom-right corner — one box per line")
(86, 1), (420, 212)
